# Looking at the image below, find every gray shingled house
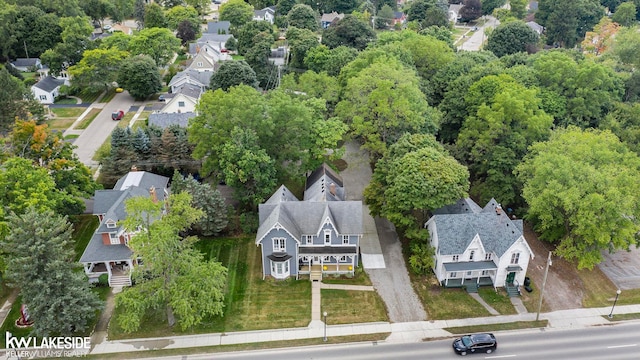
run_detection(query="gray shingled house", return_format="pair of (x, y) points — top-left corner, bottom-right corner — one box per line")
(425, 198), (534, 296)
(256, 164), (362, 280)
(80, 170), (169, 287)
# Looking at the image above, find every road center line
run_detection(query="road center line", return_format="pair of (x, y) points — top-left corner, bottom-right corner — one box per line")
(607, 344), (637, 349)
(485, 355), (517, 359)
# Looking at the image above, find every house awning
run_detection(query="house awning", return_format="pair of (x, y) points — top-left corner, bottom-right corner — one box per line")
(506, 265), (523, 272)
(443, 260), (497, 272)
(299, 246), (357, 255)
(267, 253), (292, 262)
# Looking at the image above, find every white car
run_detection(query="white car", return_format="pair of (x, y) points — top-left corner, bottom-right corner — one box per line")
(103, 25), (112, 31)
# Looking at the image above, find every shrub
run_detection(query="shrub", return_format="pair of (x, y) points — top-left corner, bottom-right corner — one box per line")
(97, 273), (109, 287)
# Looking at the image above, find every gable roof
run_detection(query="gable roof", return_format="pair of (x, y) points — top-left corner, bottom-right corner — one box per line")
(257, 201), (362, 243)
(11, 58), (40, 68)
(321, 12), (344, 23)
(79, 233), (133, 263)
(114, 171), (169, 192)
(207, 21), (231, 34)
(168, 69), (213, 88)
(173, 83), (203, 100)
(304, 163), (345, 201)
(430, 198), (525, 257)
(33, 76), (65, 92)
(148, 112), (196, 129)
(526, 21), (544, 34)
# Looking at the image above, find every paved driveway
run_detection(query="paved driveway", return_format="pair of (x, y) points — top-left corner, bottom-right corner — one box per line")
(340, 141), (427, 322)
(598, 245), (640, 290)
(72, 91), (136, 168)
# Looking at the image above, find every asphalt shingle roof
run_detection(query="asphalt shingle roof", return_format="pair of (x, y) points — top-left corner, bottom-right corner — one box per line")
(430, 198), (524, 257)
(33, 76), (64, 92)
(148, 112), (196, 129)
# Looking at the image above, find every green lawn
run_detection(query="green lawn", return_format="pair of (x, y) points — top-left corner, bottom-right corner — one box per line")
(108, 237), (312, 340)
(70, 215), (99, 261)
(413, 275), (492, 319)
(477, 287), (517, 315)
(100, 89), (117, 103)
(50, 107), (85, 118)
(76, 108), (102, 129)
(321, 289), (388, 325)
(78, 89), (102, 103)
(55, 97), (79, 105)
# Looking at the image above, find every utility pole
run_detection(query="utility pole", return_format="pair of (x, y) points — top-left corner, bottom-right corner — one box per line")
(24, 40), (29, 59)
(536, 251), (552, 321)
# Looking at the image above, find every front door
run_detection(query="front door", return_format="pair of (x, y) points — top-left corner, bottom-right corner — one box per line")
(506, 271), (515, 285)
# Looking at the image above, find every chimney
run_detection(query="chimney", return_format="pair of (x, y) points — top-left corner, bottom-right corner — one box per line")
(496, 204), (502, 216)
(149, 186), (158, 203)
(131, 165), (138, 172)
(329, 183), (336, 196)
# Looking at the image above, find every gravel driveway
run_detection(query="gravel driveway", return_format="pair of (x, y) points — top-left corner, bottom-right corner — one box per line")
(340, 141), (427, 322)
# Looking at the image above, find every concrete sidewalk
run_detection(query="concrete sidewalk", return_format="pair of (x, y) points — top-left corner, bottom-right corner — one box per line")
(87, 304), (640, 355)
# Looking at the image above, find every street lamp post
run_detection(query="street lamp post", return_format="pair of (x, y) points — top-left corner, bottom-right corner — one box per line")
(608, 289), (621, 318)
(323, 311), (328, 342)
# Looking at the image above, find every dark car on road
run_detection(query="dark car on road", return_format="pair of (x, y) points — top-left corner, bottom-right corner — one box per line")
(452, 333), (497, 355)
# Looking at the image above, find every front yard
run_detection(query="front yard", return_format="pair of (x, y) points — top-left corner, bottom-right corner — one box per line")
(107, 236), (386, 340)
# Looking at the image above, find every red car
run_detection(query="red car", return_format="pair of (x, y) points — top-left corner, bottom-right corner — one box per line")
(111, 110), (124, 121)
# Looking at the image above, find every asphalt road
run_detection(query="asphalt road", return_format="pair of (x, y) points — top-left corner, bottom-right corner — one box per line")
(153, 322), (640, 360)
(72, 91), (136, 168)
(458, 16), (500, 51)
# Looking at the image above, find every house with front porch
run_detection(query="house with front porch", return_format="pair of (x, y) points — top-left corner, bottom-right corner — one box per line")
(424, 198), (534, 296)
(256, 164), (362, 281)
(80, 170), (169, 287)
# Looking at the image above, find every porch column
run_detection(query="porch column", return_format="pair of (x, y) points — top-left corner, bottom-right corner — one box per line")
(105, 261), (112, 277)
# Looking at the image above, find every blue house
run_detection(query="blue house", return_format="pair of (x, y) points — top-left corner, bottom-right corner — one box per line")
(256, 164), (362, 280)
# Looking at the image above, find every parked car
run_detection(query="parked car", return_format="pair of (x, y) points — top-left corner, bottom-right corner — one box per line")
(112, 110), (124, 121)
(103, 25), (112, 31)
(452, 333), (497, 356)
(158, 95), (166, 102)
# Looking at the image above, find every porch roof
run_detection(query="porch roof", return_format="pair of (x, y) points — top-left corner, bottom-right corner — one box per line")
(443, 260), (497, 272)
(79, 233), (132, 263)
(506, 265), (523, 272)
(299, 246), (357, 254)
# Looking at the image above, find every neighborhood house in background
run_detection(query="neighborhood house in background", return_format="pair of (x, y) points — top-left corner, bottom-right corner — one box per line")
(425, 198), (534, 295)
(256, 164), (362, 280)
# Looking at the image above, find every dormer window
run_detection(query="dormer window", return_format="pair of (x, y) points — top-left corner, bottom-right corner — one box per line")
(452, 255), (459, 262)
(324, 230), (331, 245)
(485, 253), (492, 261)
(106, 220), (116, 228)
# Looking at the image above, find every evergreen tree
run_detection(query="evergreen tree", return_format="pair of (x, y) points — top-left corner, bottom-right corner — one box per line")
(171, 171), (229, 236)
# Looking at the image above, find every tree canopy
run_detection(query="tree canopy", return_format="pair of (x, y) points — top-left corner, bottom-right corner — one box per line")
(117, 55), (162, 99)
(219, 0), (254, 29)
(486, 21), (539, 57)
(516, 127), (640, 269)
(321, 15), (376, 50)
(116, 192), (227, 331)
(209, 60), (258, 91)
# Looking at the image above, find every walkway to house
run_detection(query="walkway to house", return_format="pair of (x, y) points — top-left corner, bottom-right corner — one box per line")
(90, 288), (118, 350)
(0, 290), (19, 329)
(310, 281), (375, 322)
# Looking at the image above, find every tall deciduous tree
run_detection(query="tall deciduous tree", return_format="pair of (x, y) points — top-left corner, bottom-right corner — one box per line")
(536, 0), (604, 48)
(612, 26), (640, 68)
(611, 1), (637, 26)
(336, 58), (440, 158)
(303, 45), (358, 76)
(486, 21), (539, 57)
(459, 0), (482, 22)
(365, 133), (469, 230)
(143, 2), (167, 28)
(286, 26), (320, 69)
(2, 208), (103, 336)
(117, 55), (162, 99)
(321, 15), (376, 50)
(456, 76), (554, 206)
(287, 4), (318, 31)
(482, 0), (506, 15)
(209, 60), (258, 91)
(236, 20), (274, 55)
(116, 192), (227, 331)
(170, 171), (228, 236)
(516, 127), (640, 269)
(68, 48), (129, 92)
(129, 27), (181, 67)
(165, 5), (200, 30)
(219, 0), (255, 30)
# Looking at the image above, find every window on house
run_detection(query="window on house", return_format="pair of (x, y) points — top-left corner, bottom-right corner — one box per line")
(106, 220), (116, 228)
(485, 253), (492, 261)
(324, 230), (331, 245)
(451, 272), (457, 277)
(452, 255), (459, 262)
(481, 270), (488, 276)
(304, 235), (312, 244)
(469, 250), (475, 261)
(197, 62), (203, 66)
(466, 271), (472, 276)
(342, 235), (349, 244)
(178, 101), (185, 107)
(273, 238), (286, 252)
(109, 233), (120, 245)
(39, 95), (47, 100)
(511, 252), (520, 264)
(270, 260), (289, 278)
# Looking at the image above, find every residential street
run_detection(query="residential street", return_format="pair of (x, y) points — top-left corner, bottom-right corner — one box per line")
(458, 15), (500, 51)
(69, 91), (136, 169)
